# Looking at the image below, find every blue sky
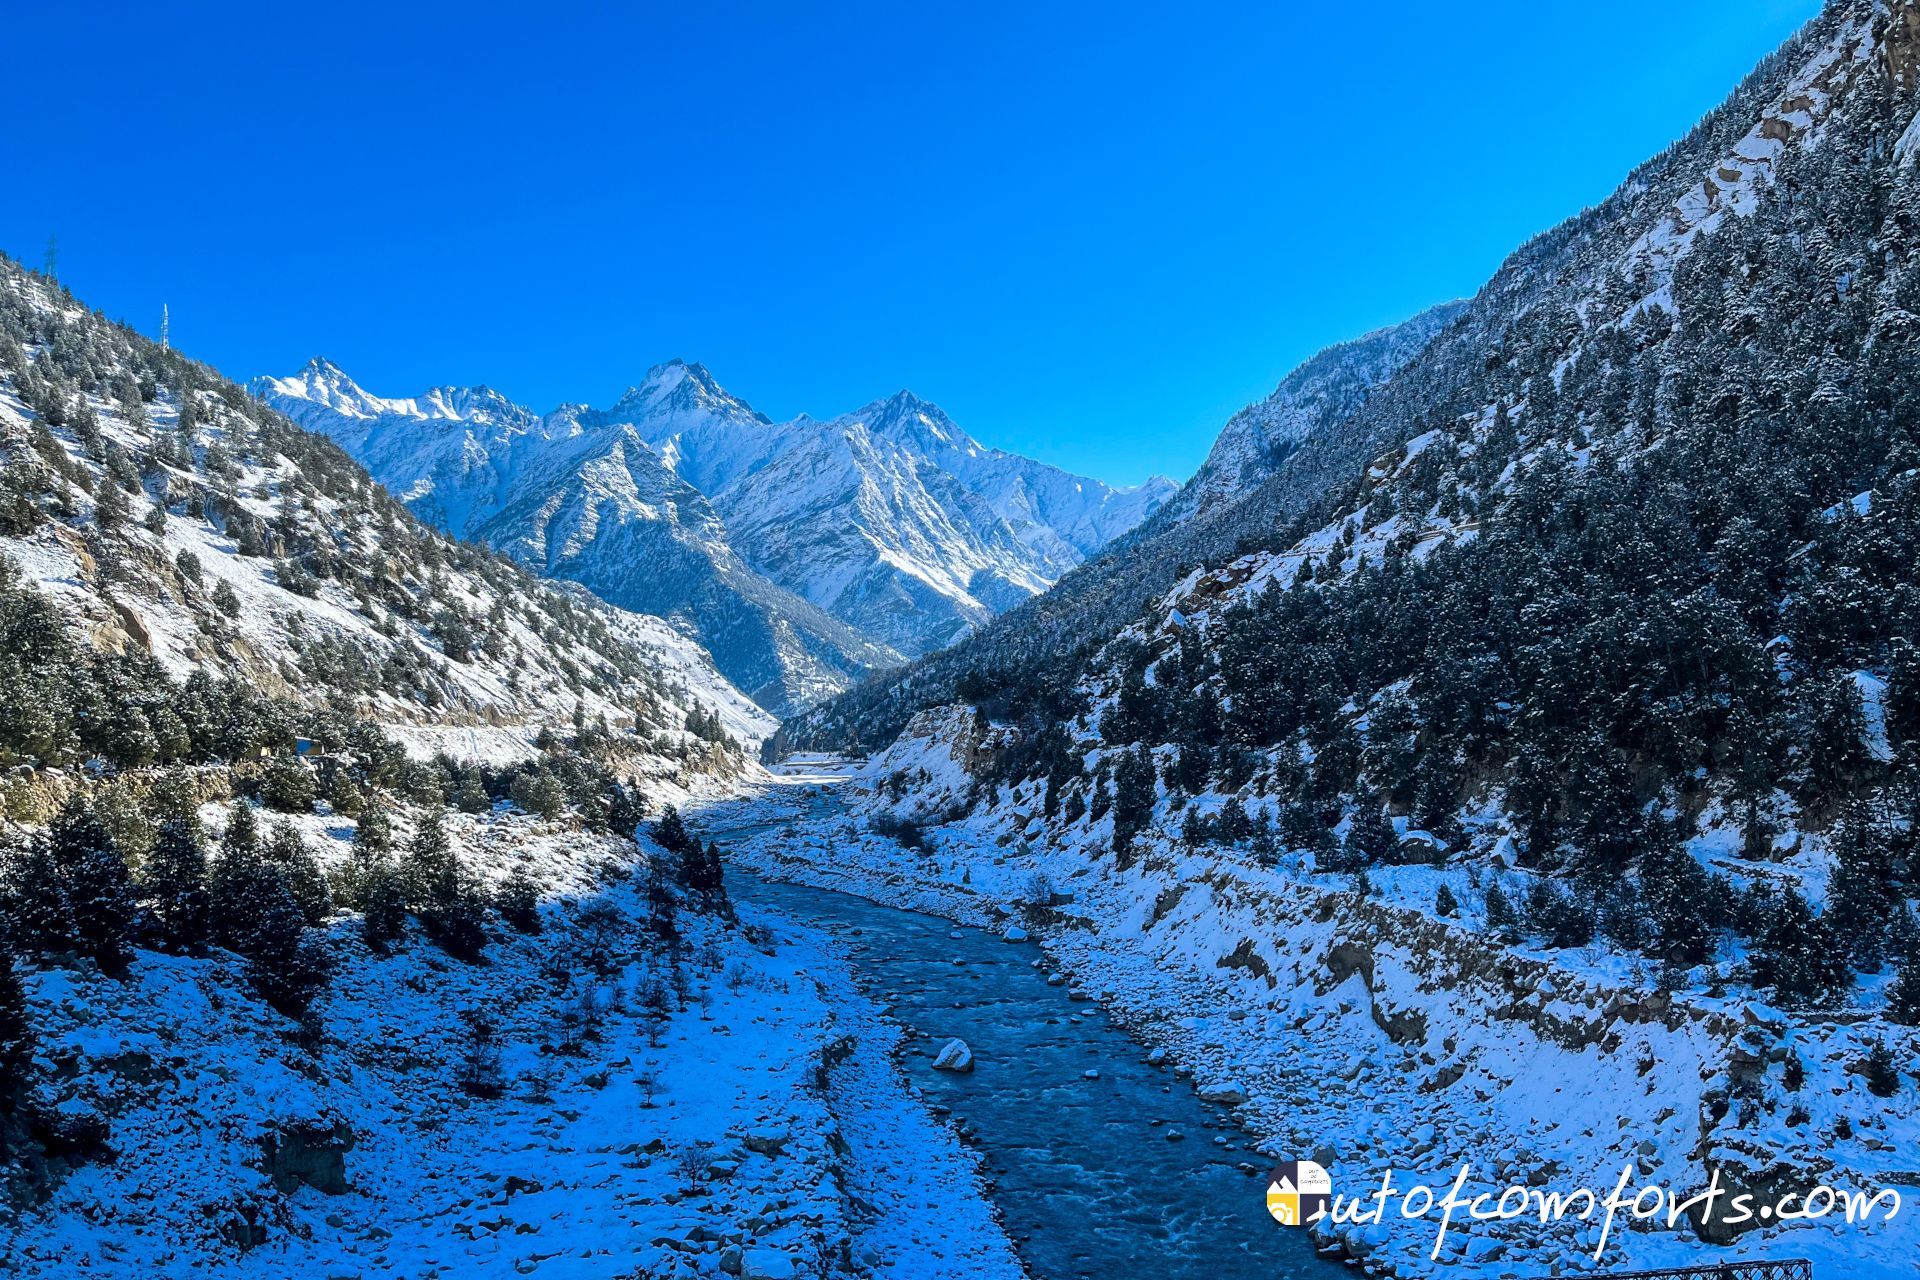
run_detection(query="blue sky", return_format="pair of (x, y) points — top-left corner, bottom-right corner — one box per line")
(5, 1), (1817, 486)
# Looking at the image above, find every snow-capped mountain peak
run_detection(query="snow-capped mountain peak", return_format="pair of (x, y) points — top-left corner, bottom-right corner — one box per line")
(850, 389), (981, 458)
(256, 357), (1174, 700)
(608, 358), (772, 431)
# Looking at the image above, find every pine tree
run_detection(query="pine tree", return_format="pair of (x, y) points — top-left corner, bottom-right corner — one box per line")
(406, 810), (485, 961)
(403, 808), (454, 904)
(1435, 882), (1459, 918)
(94, 478), (129, 530)
(455, 769), (489, 815)
(1638, 821), (1715, 965)
(646, 862), (678, 944)
(265, 822), (332, 927)
(679, 839), (729, 914)
(607, 785), (647, 841)
(1751, 887), (1852, 1009)
(494, 867), (541, 934)
(1886, 957), (1920, 1027)
(0, 945), (33, 1112)
(325, 771), (365, 818)
(141, 817), (210, 951)
(246, 901), (330, 1017)
(261, 755), (318, 813)
(455, 1012), (504, 1098)
(207, 838), (284, 955)
(0, 836), (75, 955)
(224, 800), (260, 859)
(358, 857), (408, 953)
(1345, 801), (1398, 866)
(356, 797), (393, 854)
(46, 801), (135, 972)
(429, 886), (488, 965)
(650, 805), (693, 856)
(1110, 747), (1157, 855)
(1827, 805), (1898, 968)
(1862, 1037), (1900, 1099)
(1484, 880), (1519, 941)
(1282, 801), (1340, 867)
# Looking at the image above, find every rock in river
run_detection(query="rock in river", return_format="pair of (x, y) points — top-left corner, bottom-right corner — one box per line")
(933, 1038), (975, 1072)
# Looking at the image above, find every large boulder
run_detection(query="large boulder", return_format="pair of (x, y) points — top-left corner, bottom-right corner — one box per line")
(1197, 1079), (1249, 1105)
(740, 1249), (798, 1280)
(260, 1116), (355, 1196)
(932, 1038), (975, 1072)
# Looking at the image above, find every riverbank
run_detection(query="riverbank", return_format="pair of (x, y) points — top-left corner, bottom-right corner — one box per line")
(732, 867), (1343, 1280)
(6, 802), (1023, 1280)
(696, 763), (1918, 1280)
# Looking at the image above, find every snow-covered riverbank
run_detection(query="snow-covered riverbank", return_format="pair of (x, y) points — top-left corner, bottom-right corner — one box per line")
(701, 760), (1919, 1280)
(7, 803), (1022, 1280)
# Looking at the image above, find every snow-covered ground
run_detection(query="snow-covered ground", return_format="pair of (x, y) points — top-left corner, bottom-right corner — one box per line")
(8, 804), (1021, 1280)
(704, 761), (1919, 1280)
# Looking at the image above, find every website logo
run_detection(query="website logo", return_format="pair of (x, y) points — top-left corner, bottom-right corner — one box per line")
(1265, 1160), (1333, 1227)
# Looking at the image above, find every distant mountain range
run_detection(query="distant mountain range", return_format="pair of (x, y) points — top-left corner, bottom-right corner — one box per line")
(255, 360), (1174, 713)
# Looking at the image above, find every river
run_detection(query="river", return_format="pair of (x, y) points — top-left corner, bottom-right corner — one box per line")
(711, 793), (1342, 1280)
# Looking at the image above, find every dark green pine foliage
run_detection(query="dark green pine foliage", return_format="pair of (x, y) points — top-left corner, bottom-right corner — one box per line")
(261, 755), (319, 813)
(682, 840), (730, 914)
(264, 822), (333, 927)
(358, 858), (409, 953)
(1109, 747), (1157, 855)
(141, 817), (211, 951)
(356, 798), (393, 854)
(606, 785), (648, 841)
(1826, 805), (1902, 969)
(1750, 887), (1853, 1010)
(493, 867), (542, 934)
(244, 896), (332, 1017)
(1636, 815), (1717, 966)
(0, 943), (32, 1113)
(455, 769), (490, 815)
(1344, 802), (1399, 866)
(1888, 957), (1920, 1027)
(649, 806), (694, 857)
(645, 862), (679, 944)
(223, 800), (260, 859)
(0, 836), (75, 955)
(406, 810), (487, 962)
(1484, 881), (1519, 942)
(45, 802), (136, 973)
(207, 825), (330, 1015)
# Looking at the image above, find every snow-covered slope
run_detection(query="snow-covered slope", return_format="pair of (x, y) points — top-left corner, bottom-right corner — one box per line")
(255, 361), (897, 717)
(257, 359), (555, 542)
(256, 359), (1173, 688)
(777, 9), (1920, 1272)
(11, 801), (1022, 1280)
(706, 390), (1170, 656)
(0, 258), (774, 757)
(1158, 300), (1466, 525)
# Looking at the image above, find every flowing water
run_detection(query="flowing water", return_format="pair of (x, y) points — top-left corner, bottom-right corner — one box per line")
(718, 798), (1342, 1280)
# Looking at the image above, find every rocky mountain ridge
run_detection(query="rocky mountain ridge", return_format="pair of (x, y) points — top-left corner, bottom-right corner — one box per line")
(255, 360), (1175, 712)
